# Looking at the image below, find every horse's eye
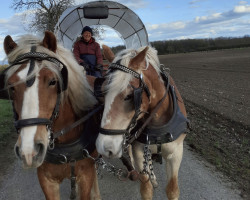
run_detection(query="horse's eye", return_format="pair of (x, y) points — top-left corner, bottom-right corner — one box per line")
(49, 79), (57, 86)
(8, 86), (15, 99)
(124, 93), (133, 101)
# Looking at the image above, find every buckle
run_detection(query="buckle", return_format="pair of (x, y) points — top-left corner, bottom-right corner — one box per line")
(59, 154), (68, 164)
(166, 132), (173, 142)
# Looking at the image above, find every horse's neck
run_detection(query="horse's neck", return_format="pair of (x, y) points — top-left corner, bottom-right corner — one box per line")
(53, 98), (82, 144)
(146, 69), (174, 126)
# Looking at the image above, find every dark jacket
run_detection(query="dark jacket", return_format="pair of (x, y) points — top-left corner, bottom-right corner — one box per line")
(73, 37), (103, 65)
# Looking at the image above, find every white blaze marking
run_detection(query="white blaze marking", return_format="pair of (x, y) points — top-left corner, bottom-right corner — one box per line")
(101, 90), (116, 127)
(17, 64), (39, 157)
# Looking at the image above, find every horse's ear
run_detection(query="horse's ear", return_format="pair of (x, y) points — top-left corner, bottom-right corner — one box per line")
(4, 35), (17, 55)
(102, 44), (115, 62)
(42, 31), (57, 53)
(129, 46), (149, 70)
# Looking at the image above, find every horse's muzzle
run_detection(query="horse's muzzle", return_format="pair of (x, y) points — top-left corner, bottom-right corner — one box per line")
(15, 142), (46, 168)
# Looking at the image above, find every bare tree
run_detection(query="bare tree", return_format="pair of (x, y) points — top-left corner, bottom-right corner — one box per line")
(11, 0), (74, 33)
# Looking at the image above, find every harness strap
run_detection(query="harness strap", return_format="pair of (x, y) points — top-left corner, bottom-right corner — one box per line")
(26, 46), (36, 87)
(109, 62), (140, 79)
(94, 77), (105, 98)
(15, 118), (52, 129)
(70, 161), (77, 200)
(7, 51), (68, 91)
(53, 105), (103, 139)
(127, 90), (168, 144)
(99, 127), (126, 135)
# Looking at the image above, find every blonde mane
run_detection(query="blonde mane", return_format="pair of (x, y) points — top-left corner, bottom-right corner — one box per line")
(105, 45), (161, 93)
(5, 34), (97, 116)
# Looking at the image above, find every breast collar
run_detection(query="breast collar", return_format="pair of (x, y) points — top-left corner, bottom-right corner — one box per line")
(136, 84), (190, 144)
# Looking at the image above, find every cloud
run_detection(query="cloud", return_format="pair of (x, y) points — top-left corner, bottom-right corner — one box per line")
(118, 0), (148, 9)
(147, 21), (186, 31)
(233, 5), (250, 13)
(74, 0), (148, 9)
(147, 4), (250, 41)
(0, 13), (27, 36)
(189, 0), (207, 5)
(239, 1), (248, 5)
(193, 4), (250, 24)
(0, 12), (29, 61)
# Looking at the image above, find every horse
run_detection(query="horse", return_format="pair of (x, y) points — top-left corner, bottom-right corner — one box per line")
(96, 45), (189, 200)
(1, 31), (102, 200)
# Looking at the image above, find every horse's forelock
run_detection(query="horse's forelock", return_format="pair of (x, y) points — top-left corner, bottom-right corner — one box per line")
(106, 46), (160, 93)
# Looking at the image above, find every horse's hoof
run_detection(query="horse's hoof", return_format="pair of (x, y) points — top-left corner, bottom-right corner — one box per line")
(128, 170), (139, 181)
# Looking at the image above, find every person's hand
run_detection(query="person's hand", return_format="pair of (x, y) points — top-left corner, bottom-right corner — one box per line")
(80, 62), (90, 70)
(95, 64), (103, 70)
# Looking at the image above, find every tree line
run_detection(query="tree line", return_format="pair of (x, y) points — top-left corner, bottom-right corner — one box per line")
(110, 36), (250, 55)
(149, 36), (250, 55)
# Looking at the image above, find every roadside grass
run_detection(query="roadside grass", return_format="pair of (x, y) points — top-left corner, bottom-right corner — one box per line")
(0, 99), (14, 144)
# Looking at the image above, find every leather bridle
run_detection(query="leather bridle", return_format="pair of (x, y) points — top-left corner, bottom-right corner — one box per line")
(99, 61), (170, 150)
(1, 46), (68, 139)
(99, 61), (152, 145)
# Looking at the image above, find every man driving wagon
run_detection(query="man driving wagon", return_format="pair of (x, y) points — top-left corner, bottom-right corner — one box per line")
(73, 26), (103, 77)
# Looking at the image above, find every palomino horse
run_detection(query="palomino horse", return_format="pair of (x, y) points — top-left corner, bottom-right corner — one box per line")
(96, 45), (189, 200)
(1, 31), (101, 200)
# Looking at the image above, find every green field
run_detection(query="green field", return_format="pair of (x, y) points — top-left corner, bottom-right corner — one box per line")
(0, 99), (14, 143)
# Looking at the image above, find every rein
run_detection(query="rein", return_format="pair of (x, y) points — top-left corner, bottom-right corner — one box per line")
(52, 105), (103, 139)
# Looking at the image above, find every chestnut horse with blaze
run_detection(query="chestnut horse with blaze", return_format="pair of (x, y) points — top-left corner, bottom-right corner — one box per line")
(96, 45), (190, 200)
(1, 31), (101, 200)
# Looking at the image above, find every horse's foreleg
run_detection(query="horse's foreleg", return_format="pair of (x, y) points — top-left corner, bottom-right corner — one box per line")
(132, 142), (154, 200)
(77, 159), (96, 200)
(37, 167), (61, 200)
(162, 134), (185, 200)
(90, 169), (101, 200)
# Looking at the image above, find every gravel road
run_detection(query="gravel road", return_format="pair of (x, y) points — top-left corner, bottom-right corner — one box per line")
(0, 144), (242, 200)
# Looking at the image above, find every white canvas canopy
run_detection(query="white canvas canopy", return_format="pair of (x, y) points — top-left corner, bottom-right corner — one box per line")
(54, 0), (149, 50)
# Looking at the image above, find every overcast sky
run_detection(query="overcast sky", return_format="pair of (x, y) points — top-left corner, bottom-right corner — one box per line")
(0, 0), (250, 61)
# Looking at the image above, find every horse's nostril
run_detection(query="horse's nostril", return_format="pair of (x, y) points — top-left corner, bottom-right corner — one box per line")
(35, 143), (44, 157)
(108, 151), (113, 157)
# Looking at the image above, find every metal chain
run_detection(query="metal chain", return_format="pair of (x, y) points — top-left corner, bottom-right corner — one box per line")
(82, 149), (129, 181)
(141, 144), (154, 181)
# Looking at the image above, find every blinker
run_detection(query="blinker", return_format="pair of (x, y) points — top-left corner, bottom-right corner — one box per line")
(0, 72), (5, 90)
(0, 72), (9, 99)
(133, 86), (143, 112)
